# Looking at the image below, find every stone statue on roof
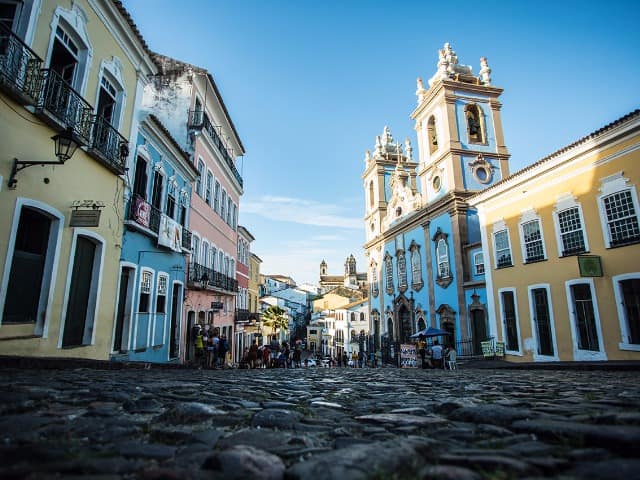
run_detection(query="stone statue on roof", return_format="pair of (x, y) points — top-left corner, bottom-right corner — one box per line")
(479, 56), (491, 85)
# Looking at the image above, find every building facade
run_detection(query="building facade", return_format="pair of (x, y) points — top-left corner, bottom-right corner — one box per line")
(0, 0), (154, 359)
(470, 110), (640, 362)
(141, 54), (245, 361)
(364, 43), (509, 356)
(319, 255), (368, 294)
(114, 115), (197, 363)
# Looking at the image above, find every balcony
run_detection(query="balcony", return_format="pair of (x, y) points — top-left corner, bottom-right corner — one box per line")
(188, 109), (243, 188)
(37, 69), (93, 145)
(0, 23), (42, 105)
(235, 309), (261, 324)
(187, 262), (238, 293)
(126, 194), (193, 251)
(88, 115), (129, 174)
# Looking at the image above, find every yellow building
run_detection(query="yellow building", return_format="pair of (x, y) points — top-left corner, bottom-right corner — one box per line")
(312, 286), (365, 313)
(470, 110), (640, 362)
(0, 1), (155, 358)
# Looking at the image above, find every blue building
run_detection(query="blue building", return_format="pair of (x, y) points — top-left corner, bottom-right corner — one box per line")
(113, 115), (198, 363)
(363, 43), (510, 356)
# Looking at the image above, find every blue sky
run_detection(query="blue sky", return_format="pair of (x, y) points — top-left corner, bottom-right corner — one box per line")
(123, 0), (640, 285)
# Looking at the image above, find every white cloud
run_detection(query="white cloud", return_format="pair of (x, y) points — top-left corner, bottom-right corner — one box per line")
(242, 195), (361, 229)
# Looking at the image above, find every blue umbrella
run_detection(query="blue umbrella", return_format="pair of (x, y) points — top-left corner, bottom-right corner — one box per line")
(410, 327), (451, 338)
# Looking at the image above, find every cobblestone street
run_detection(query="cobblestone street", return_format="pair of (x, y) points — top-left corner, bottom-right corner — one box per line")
(1, 365), (639, 479)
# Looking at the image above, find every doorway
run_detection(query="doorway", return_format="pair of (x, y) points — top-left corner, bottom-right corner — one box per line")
(471, 309), (487, 355)
(113, 266), (135, 353)
(169, 283), (181, 359)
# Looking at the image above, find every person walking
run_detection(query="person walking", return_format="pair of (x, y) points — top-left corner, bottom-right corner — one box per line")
(417, 334), (427, 369)
(431, 340), (444, 369)
(248, 341), (258, 369)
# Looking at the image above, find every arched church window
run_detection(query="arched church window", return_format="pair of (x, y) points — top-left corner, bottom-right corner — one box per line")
(427, 116), (438, 154)
(384, 253), (394, 294)
(370, 261), (379, 298)
(465, 104), (485, 144)
(369, 181), (374, 208)
(397, 250), (407, 292)
(409, 241), (423, 290)
(437, 239), (450, 278)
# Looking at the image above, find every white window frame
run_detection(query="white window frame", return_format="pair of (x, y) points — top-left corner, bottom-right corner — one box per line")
(396, 250), (407, 290)
(205, 170), (213, 206)
(191, 233), (200, 266)
(201, 241), (209, 268)
(565, 278), (606, 361)
(473, 252), (485, 276)
(95, 57), (127, 130)
(436, 239), (450, 278)
(153, 272), (169, 347)
(44, 4), (93, 95)
(214, 180), (221, 213)
(134, 267), (155, 350)
(498, 287), (522, 355)
(196, 158), (205, 197)
(58, 229), (105, 348)
(552, 195), (588, 257)
(492, 221), (513, 269)
(597, 173), (640, 248)
(519, 209), (547, 263)
(527, 283), (559, 362)
(612, 272), (640, 352)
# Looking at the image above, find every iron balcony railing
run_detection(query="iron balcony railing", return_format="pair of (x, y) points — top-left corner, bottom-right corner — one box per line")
(0, 22), (42, 105)
(188, 262), (238, 292)
(89, 114), (129, 174)
(127, 194), (193, 251)
(235, 309), (261, 324)
(38, 68), (93, 145)
(188, 109), (243, 188)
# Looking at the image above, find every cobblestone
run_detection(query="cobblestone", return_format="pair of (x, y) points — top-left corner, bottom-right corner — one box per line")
(0, 366), (638, 479)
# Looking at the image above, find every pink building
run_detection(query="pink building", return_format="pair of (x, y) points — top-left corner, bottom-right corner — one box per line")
(235, 225), (254, 361)
(141, 54), (245, 363)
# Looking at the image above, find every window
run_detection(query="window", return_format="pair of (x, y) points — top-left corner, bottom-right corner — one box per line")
(615, 276), (640, 347)
(436, 239), (450, 278)
(151, 170), (163, 211)
(370, 262), (379, 298)
(156, 275), (168, 315)
(494, 229), (512, 268)
(196, 160), (204, 196)
(384, 253), (393, 294)
(191, 236), (199, 264)
(500, 289), (519, 352)
(205, 172), (213, 205)
(474, 252), (485, 275)
(369, 181), (374, 208)
(166, 189), (176, 219)
(221, 190), (227, 220)
(410, 242), (423, 290)
(132, 154), (148, 199)
(201, 242), (208, 268)
(211, 247), (217, 271)
(139, 271), (152, 313)
(521, 219), (545, 263)
(557, 206), (587, 256)
(427, 115), (438, 154)
(602, 190), (640, 247)
(397, 250), (407, 291)
(465, 103), (485, 144)
(227, 197), (233, 225)
(214, 180), (220, 213)
(569, 283), (600, 352)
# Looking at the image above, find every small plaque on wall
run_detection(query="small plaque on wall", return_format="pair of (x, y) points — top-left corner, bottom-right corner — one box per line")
(578, 255), (603, 277)
(70, 210), (101, 227)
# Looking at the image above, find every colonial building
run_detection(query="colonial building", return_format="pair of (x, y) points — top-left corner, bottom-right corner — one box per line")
(313, 286), (365, 313)
(234, 225), (255, 362)
(364, 43), (509, 355)
(115, 114), (197, 363)
(141, 54), (245, 361)
(0, 0), (155, 359)
(469, 110), (640, 362)
(319, 255), (368, 294)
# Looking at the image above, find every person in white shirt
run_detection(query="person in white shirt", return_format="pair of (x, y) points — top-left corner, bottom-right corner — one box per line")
(430, 340), (444, 369)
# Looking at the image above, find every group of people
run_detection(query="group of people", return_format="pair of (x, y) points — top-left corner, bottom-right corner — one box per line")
(416, 335), (455, 369)
(192, 325), (230, 369)
(242, 339), (303, 369)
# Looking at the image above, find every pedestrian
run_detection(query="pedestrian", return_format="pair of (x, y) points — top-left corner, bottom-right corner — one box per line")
(431, 340), (444, 369)
(263, 345), (271, 368)
(248, 341), (258, 369)
(417, 334), (427, 369)
(293, 347), (302, 368)
(358, 350), (364, 368)
(195, 326), (204, 368)
(351, 351), (358, 368)
(218, 335), (228, 369)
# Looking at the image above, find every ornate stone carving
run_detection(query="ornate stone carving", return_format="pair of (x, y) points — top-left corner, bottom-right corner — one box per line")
(479, 57), (491, 85)
(468, 153), (494, 184)
(428, 42), (474, 87)
(416, 77), (427, 104)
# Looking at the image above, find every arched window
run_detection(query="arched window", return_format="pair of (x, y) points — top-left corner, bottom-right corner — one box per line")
(350, 312), (355, 323)
(360, 312), (365, 322)
(369, 181), (374, 208)
(410, 242), (423, 290)
(397, 250), (407, 292)
(437, 239), (450, 278)
(370, 261), (379, 298)
(384, 253), (394, 294)
(427, 116), (438, 154)
(465, 104), (485, 144)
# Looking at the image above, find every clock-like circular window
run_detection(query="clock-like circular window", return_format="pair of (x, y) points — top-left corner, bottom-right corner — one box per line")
(432, 175), (442, 192)
(472, 165), (492, 184)
(370, 222), (375, 232)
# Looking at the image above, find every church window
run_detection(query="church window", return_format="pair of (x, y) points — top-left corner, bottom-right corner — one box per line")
(432, 175), (442, 192)
(384, 253), (393, 294)
(370, 262), (379, 298)
(409, 241), (423, 291)
(397, 250), (407, 292)
(369, 181), (374, 208)
(436, 239), (450, 278)
(427, 116), (438, 154)
(465, 104), (485, 144)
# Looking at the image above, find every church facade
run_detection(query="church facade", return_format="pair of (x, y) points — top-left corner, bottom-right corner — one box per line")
(319, 255), (368, 294)
(363, 43), (509, 354)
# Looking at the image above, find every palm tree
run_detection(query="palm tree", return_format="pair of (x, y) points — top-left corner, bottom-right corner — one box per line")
(261, 305), (289, 341)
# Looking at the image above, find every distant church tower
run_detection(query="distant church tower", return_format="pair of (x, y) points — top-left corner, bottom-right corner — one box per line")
(320, 260), (327, 276)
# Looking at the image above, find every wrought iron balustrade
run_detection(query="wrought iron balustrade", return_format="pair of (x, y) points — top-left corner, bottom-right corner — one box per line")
(188, 262), (238, 292)
(126, 194), (161, 234)
(0, 23), (42, 104)
(188, 109), (243, 188)
(38, 69), (93, 145)
(90, 114), (128, 173)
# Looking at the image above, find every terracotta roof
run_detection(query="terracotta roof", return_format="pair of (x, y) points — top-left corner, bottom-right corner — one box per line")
(471, 108), (640, 199)
(111, 1), (160, 69)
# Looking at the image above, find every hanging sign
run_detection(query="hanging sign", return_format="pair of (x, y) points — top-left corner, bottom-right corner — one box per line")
(158, 214), (183, 252)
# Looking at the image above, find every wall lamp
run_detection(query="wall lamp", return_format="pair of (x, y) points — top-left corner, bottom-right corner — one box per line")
(7, 128), (81, 189)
